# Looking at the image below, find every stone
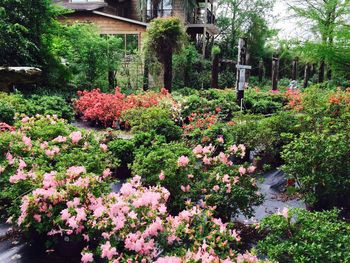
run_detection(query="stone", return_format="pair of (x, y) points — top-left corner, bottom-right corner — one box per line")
(0, 67), (42, 92)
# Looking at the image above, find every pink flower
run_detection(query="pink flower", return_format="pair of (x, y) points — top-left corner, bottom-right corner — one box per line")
(239, 166), (246, 175)
(40, 141), (48, 149)
(213, 185), (220, 192)
(18, 159), (27, 169)
(100, 143), (108, 152)
(247, 166), (256, 173)
(177, 156), (190, 167)
(81, 252), (94, 263)
(66, 166), (86, 177)
(21, 116), (29, 123)
(217, 135), (224, 143)
(181, 185), (191, 192)
(222, 174), (230, 183)
(6, 152), (14, 165)
(229, 144), (238, 153)
(53, 136), (67, 143)
(101, 241), (118, 260)
(69, 131), (82, 144)
(159, 170), (165, 181)
(193, 145), (203, 156)
(203, 155), (211, 165)
(33, 214), (41, 222)
(22, 135), (32, 148)
(102, 168), (111, 178)
(187, 174), (194, 179)
(156, 257), (182, 263)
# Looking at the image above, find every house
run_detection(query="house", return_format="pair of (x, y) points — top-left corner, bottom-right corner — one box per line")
(54, 0), (218, 56)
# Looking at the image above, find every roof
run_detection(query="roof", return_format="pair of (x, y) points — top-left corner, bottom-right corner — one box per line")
(92, 11), (148, 27)
(55, 2), (107, 11)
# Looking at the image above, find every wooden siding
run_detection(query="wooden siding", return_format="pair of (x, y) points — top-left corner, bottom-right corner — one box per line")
(58, 12), (146, 48)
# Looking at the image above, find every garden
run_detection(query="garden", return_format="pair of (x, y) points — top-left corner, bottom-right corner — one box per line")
(1, 0), (350, 263)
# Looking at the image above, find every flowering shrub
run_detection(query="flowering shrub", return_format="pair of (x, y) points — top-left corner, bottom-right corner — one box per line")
(0, 115), (118, 216)
(258, 208), (350, 262)
(121, 106), (182, 141)
(74, 88), (170, 128)
(13, 167), (111, 235)
(132, 138), (262, 219)
(11, 172), (265, 262)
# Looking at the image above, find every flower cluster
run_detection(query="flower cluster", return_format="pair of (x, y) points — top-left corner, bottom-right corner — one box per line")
(174, 140), (262, 220)
(75, 88), (170, 128)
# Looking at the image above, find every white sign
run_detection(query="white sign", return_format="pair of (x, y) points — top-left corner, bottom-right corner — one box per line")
(238, 68), (246, 91)
(236, 64), (252, 70)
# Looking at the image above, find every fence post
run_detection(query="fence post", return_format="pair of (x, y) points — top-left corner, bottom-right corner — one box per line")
(236, 38), (247, 105)
(272, 54), (279, 90)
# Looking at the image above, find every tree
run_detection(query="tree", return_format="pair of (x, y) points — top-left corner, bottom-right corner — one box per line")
(144, 17), (186, 92)
(216, 0), (275, 62)
(288, 0), (350, 81)
(0, 0), (70, 89)
(52, 24), (123, 91)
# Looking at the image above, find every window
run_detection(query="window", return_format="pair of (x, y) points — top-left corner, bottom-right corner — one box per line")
(101, 34), (139, 56)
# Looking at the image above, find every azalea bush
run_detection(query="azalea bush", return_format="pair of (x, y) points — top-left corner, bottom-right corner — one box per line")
(281, 87), (350, 208)
(0, 115), (118, 215)
(132, 138), (262, 219)
(121, 106), (182, 141)
(244, 88), (286, 114)
(0, 92), (74, 122)
(258, 208), (350, 263)
(11, 171), (264, 262)
(74, 87), (171, 128)
(282, 130), (350, 208)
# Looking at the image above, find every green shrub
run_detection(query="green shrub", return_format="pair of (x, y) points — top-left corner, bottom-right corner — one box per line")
(108, 138), (135, 165)
(26, 95), (74, 121)
(132, 140), (192, 212)
(258, 209), (350, 263)
(122, 106), (182, 141)
(15, 115), (75, 141)
(0, 102), (15, 124)
(282, 131), (350, 208)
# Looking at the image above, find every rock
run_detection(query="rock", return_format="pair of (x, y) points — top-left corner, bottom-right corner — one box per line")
(0, 67), (42, 92)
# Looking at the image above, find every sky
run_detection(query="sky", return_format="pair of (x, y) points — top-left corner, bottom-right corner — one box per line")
(272, 0), (298, 38)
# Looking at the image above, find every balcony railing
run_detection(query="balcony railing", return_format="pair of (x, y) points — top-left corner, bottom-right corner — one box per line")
(146, 9), (172, 21)
(194, 8), (215, 24)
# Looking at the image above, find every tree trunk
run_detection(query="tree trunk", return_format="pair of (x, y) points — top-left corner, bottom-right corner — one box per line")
(211, 53), (219, 89)
(258, 59), (264, 82)
(327, 67), (332, 80)
(108, 71), (115, 89)
(303, 63), (310, 88)
(272, 54), (279, 90)
(292, 57), (298, 80)
(319, 60), (325, 83)
(143, 57), (149, 91)
(163, 50), (173, 92)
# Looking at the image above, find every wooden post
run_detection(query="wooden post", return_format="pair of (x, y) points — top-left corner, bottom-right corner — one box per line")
(319, 60), (325, 83)
(292, 57), (298, 81)
(303, 63), (310, 88)
(211, 51), (219, 89)
(143, 57), (149, 91)
(202, 0), (208, 57)
(258, 59), (264, 82)
(272, 54), (279, 90)
(236, 38), (247, 105)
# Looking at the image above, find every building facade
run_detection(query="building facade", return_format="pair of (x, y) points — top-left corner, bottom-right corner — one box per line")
(54, 0), (218, 56)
